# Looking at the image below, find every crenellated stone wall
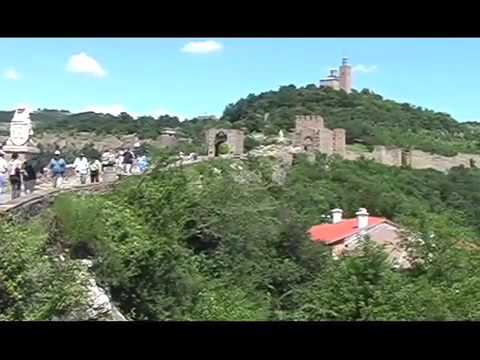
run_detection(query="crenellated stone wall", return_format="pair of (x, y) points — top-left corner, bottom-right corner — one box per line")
(292, 115), (346, 156)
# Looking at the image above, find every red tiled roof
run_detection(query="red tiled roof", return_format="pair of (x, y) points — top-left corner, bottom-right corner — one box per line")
(308, 217), (386, 245)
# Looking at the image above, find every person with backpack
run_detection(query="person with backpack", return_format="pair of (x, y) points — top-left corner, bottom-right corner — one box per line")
(0, 151), (8, 195)
(122, 148), (135, 175)
(22, 158), (37, 194)
(49, 150), (66, 188)
(73, 152), (89, 185)
(89, 157), (102, 183)
(8, 153), (23, 200)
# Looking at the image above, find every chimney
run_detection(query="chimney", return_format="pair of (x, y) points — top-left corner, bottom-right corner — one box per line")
(356, 208), (369, 229)
(331, 208), (343, 224)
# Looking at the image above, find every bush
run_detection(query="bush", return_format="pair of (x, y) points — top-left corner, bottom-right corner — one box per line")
(218, 143), (231, 155)
(244, 136), (260, 151)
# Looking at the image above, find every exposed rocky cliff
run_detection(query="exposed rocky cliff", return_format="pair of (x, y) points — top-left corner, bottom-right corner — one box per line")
(53, 259), (128, 321)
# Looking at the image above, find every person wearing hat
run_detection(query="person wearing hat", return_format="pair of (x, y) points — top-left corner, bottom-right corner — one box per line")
(0, 150), (8, 194)
(73, 152), (89, 185)
(49, 150), (66, 188)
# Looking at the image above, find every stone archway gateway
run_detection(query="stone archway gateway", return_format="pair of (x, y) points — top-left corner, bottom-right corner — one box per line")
(206, 128), (245, 158)
(303, 136), (314, 151)
(214, 131), (228, 157)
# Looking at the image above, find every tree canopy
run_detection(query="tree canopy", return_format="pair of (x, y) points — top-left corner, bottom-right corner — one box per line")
(3, 153), (480, 320)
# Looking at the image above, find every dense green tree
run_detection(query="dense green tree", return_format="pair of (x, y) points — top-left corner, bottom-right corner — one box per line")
(4, 146), (480, 320)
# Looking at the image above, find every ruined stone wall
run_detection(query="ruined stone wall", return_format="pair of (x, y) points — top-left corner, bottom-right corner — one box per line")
(206, 128), (245, 158)
(409, 150), (480, 172)
(367, 146), (480, 172)
(333, 129), (346, 157)
(372, 146), (403, 167)
(318, 128), (334, 155)
(229, 129), (245, 156)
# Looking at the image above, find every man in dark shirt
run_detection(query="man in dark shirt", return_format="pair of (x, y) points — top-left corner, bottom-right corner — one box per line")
(22, 159), (37, 194)
(122, 148), (135, 175)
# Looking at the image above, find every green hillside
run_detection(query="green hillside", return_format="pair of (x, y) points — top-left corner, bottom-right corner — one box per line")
(220, 86), (479, 156)
(0, 109), (180, 139)
(2, 86), (479, 157)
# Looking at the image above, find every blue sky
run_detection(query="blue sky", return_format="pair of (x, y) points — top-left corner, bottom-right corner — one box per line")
(1, 38), (479, 121)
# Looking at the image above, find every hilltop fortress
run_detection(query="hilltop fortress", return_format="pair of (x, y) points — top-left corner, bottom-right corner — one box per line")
(319, 57), (352, 94)
(241, 114), (480, 174)
(295, 115), (480, 172)
(291, 114), (480, 172)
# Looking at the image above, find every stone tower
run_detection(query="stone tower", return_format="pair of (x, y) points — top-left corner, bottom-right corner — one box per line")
(339, 57), (352, 94)
(292, 115), (346, 157)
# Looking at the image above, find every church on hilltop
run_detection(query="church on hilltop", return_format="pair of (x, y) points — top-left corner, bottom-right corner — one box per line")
(319, 57), (352, 94)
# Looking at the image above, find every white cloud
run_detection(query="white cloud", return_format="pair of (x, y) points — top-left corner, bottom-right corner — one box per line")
(4, 68), (20, 80)
(66, 52), (107, 77)
(181, 40), (223, 54)
(352, 64), (377, 73)
(81, 104), (125, 116)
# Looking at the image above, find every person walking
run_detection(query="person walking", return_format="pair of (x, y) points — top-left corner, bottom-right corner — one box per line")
(8, 153), (22, 200)
(0, 151), (8, 195)
(89, 157), (102, 183)
(137, 155), (149, 174)
(122, 148), (135, 175)
(49, 150), (66, 188)
(116, 150), (124, 175)
(73, 152), (89, 185)
(101, 148), (115, 171)
(22, 158), (37, 194)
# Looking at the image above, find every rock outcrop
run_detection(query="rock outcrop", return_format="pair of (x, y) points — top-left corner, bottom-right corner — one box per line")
(53, 259), (128, 321)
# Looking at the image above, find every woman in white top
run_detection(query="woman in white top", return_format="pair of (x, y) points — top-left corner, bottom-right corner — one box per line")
(8, 153), (23, 200)
(73, 153), (89, 185)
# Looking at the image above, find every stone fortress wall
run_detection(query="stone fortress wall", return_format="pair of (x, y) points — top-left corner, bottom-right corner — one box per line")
(205, 128), (245, 158)
(289, 114), (480, 173)
(292, 115), (346, 157)
(345, 145), (480, 173)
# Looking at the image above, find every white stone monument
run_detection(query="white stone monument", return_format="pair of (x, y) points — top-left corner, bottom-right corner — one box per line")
(2, 107), (40, 160)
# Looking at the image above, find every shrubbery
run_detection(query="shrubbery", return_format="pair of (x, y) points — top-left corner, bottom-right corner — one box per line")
(4, 151), (480, 320)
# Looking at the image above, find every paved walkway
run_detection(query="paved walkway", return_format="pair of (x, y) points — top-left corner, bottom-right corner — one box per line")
(0, 155), (237, 207)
